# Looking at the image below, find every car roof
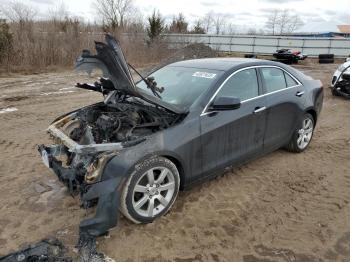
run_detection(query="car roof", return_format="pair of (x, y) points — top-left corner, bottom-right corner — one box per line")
(169, 57), (274, 71)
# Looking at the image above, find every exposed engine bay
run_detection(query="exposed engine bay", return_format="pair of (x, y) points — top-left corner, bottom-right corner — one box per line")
(65, 102), (178, 146)
(41, 99), (180, 195)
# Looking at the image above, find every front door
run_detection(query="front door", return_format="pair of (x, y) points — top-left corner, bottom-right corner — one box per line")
(199, 68), (267, 179)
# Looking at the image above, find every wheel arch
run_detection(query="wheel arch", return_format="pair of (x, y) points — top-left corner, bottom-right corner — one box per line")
(160, 155), (186, 190)
(306, 108), (317, 126)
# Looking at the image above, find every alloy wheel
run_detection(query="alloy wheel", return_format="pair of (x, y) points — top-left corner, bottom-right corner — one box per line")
(297, 117), (314, 150)
(132, 167), (176, 218)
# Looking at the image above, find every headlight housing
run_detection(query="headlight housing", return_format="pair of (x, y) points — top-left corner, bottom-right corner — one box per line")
(85, 153), (117, 184)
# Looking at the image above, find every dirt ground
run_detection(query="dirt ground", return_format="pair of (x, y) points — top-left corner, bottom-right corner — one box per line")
(0, 62), (350, 262)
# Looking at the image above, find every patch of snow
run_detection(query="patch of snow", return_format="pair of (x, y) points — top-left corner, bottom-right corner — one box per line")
(0, 107), (18, 114)
(103, 256), (116, 262)
(40, 90), (75, 96)
(59, 87), (75, 91)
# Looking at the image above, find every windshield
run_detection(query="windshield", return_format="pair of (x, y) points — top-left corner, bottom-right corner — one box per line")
(136, 66), (223, 109)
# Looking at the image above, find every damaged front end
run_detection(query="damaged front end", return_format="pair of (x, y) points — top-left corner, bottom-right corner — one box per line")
(38, 100), (178, 237)
(332, 74), (350, 99)
(331, 63), (350, 99)
(38, 34), (182, 238)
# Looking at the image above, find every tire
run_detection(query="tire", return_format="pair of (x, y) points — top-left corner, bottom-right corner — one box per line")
(319, 58), (334, 64)
(285, 113), (315, 153)
(331, 88), (340, 96)
(245, 54), (257, 58)
(292, 58), (299, 64)
(120, 156), (180, 224)
(319, 54), (334, 59)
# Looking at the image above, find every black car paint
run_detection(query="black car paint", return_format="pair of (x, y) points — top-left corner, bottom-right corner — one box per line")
(44, 59), (323, 238)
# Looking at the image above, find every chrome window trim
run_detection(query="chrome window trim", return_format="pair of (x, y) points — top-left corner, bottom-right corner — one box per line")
(200, 65), (302, 116)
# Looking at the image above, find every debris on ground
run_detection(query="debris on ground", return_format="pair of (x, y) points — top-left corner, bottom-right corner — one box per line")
(0, 238), (71, 262)
(0, 236), (115, 262)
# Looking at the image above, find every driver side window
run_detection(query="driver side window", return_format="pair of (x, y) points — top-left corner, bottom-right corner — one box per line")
(216, 68), (259, 101)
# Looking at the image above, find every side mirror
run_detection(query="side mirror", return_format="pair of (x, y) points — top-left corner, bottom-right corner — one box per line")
(210, 96), (241, 111)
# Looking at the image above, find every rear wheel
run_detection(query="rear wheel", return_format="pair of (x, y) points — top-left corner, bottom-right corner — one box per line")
(286, 113), (314, 153)
(120, 156), (180, 224)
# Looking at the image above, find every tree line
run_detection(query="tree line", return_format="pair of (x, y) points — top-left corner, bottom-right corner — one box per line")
(0, 0), (304, 73)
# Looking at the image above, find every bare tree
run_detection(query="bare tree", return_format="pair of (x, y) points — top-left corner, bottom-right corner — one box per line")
(93, 0), (134, 30)
(247, 27), (257, 35)
(202, 11), (214, 33)
(286, 14), (304, 33)
(265, 9), (303, 35)
(265, 9), (279, 35)
(169, 13), (188, 33)
(0, 1), (37, 23)
(191, 20), (205, 34)
(277, 9), (290, 35)
(48, 2), (69, 22)
(224, 23), (236, 35)
(213, 13), (228, 35)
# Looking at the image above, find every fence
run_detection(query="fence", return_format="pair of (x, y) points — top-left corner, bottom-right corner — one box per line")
(163, 34), (350, 57)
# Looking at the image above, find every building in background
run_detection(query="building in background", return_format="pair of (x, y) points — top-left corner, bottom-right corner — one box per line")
(288, 22), (350, 37)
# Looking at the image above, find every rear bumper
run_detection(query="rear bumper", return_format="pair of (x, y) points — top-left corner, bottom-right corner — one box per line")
(38, 144), (122, 237)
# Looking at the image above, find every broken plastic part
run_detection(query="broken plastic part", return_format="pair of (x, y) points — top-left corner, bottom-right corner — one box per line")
(0, 238), (71, 262)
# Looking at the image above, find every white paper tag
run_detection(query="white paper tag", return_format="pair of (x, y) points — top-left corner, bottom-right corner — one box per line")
(192, 72), (217, 79)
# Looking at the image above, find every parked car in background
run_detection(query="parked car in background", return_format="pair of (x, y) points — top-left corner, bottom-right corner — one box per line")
(38, 35), (324, 238)
(273, 49), (307, 64)
(331, 61), (350, 98)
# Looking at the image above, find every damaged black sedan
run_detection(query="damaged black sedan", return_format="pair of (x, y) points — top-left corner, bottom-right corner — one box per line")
(38, 34), (323, 238)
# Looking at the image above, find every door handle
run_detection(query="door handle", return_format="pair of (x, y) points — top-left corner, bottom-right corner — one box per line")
(296, 91), (305, 97)
(253, 106), (266, 114)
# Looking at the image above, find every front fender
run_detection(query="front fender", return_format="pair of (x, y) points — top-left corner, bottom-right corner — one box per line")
(101, 132), (187, 182)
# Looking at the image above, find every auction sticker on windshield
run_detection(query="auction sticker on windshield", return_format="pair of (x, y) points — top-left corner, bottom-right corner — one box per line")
(192, 72), (217, 79)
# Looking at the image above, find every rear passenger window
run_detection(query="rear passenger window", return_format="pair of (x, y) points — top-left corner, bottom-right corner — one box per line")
(216, 68), (259, 101)
(261, 68), (287, 93)
(284, 73), (298, 87)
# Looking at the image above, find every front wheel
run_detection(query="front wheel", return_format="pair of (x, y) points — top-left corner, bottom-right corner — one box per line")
(120, 156), (180, 224)
(286, 113), (315, 153)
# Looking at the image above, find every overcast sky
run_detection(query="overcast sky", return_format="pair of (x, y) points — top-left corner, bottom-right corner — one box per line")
(1, 0), (350, 32)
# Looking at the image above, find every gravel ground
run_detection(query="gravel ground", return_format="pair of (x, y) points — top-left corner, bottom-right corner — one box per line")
(0, 61), (350, 262)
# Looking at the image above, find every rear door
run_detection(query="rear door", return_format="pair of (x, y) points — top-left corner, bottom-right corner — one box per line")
(259, 66), (306, 152)
(199, 68), (267, 178)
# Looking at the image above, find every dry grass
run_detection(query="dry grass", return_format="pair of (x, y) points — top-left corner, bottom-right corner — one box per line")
(0, 20), (172, 75)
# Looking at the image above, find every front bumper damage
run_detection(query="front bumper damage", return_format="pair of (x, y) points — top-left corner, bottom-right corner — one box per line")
(37, 114), (126, 238)
(38, 144), (122, 237)
(331, 84), (350, 99)
(331, 64), (350, 99)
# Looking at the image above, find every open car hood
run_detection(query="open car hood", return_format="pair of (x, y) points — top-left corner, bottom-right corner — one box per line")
(75, 34), (137, 95)
(75, 34), (185, 115)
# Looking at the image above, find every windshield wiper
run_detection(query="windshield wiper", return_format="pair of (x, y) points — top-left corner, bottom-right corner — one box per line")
(128, 63), (164, 98)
